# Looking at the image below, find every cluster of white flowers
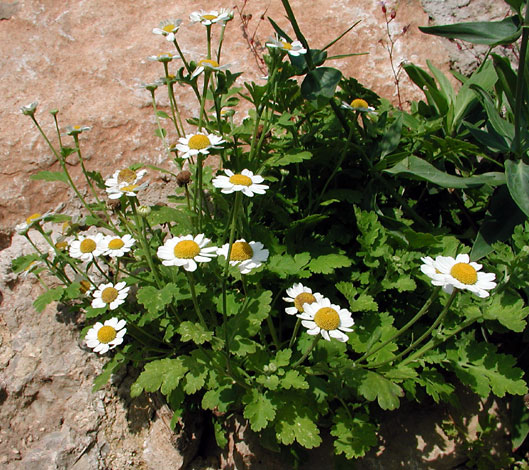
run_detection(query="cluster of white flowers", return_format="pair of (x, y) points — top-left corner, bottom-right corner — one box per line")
(284, 283), (354, 342)
(421, 253), (496, 298)
(69, 232), (136, 261)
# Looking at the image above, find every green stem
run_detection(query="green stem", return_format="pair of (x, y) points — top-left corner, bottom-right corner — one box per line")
(198, 70), (211, 131)
(30, 117), (103, 225)
(217, 23), (227, 63)
(129, 199), (163, 288)
(399, 316), (478, 368)
(149, 89), (171, 157)
(292, 335), (319, 368)
(173, 39), (191, 72)
(370, 289), (458, 369)
(357, 286), (441, 365)
(163, 62), (183, 137)
(185, 271), (207, 328)
(513, 4), (529, 159)
(266, 314), (280, 349)
(206, 25), (212, 59)
(221, 191), (243, 365)
(73, 134), (101, 204)
(288, 318), (302, 349)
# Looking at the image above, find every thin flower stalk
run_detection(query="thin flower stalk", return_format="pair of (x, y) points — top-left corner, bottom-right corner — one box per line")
(148, 88), (171, 158)
(72, 133), (103, 205)
(185, 271), (208, 328)
(162, 62), (184, 137)
(292, 335), (319, 368)
(370, 289), (458, 369)
(29, 116), (105, 227)
(356, 286), (441, 365)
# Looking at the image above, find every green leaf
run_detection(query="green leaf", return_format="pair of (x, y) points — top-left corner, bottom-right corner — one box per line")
(301, 67), (342, 108)
(30, 170), (68, 183)
(506, 159), (529, 219)
(156, 110), (170, 119)
(267, 252), (311, 279)
(471, 185), (525, 260)
(202, 384), (238, 413)
(331, 409), (378, 459)
(357, 370), (404, 410)
(274, 405), (322, 449)
(11, 253), (41, 274)
(33, 287), (65, 312)
(281, 370), (309, 390)
(447, 336), (528, 397)
(136, 284), (176, 316)
(154, 128), (167, 138)
(177, 321), (214, 345)
(182, 353), (208, 394)
(377, 113), (403, 159)
(243, 389), (277, 432)
(419, 16), (521, 46)
(308, 253), (352, 274)
(130, 358), (188, 398)
(471, 84), (515, 142)
(385, 156), (506, 188)
(483, 291), (529, 332)
(92, 350), (127, 392)
(264, 150), (312, 167)
(416, 369), (455, 403)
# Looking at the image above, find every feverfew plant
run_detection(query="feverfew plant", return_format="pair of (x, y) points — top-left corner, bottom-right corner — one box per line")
(14, 0), (529, 464)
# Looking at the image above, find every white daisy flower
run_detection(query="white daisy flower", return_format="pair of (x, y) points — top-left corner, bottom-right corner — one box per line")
(91, 281), (130, 310)
(152, 19), (183, 42)
(212, 169), (269, 197)
(69, 233), (106, 261)
(283, 283), (325, 315)
(102, 234), (136, 258)
(147, 51), (179, 63)
(266, 37), (307, 56)
(15, 211), (53, 234)
(298, 297), (354, 342)
(65, 125), (91, 136)
(175, 132), (225, 159)
(20, 101), (38, 116)
(433, 253), (497, 298)
(85, 318), (127, 354)
(157, 234), (218, 272)
(341, 98), (376, 113)
(105, 168), (147, 189)
(106, 182), (149, 200)
(191, 59), (231, 79)
(189, 9), (232, 26)
(217, 239), (269, 274)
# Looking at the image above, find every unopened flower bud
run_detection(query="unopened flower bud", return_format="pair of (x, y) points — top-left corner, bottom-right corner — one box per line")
(138, 205), (152, 216)
(390, 9), (396, 19)
(176, 170), (192, 187)
(20, 101), (38, 116)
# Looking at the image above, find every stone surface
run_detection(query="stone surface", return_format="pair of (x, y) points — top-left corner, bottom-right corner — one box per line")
(0, 1), (516, 469)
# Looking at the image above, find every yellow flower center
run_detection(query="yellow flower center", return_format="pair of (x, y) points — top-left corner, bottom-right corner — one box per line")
(120, 184), (139, 192)
(230, 241), (253, 261)
(294, 292), (316, 312)
(199, 59), (220, 68)
(351, 98), (369, 109)
(162, 24), (176, 33)
(108, 238), (125, 250)
(80, 239), (97, 253)
(80, 280), (91, 294)
(73, 125), (81, 130)
(101, 286), (119, 304)
(173, 240), (200, 259)
(202, 14), (217, 20)
(55, 241), (68, 250)
(26, 213), (41, 224)
(117, 168), (137, 184)
(314, 307), (340, 331)
(97, 325), (117, 344)
(188, 134), (211, 150)
(61, 221), (71, 234)
(450, 262), (477, 285)
(229, 174), (252, 186)
(281, 41), (292, 50)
